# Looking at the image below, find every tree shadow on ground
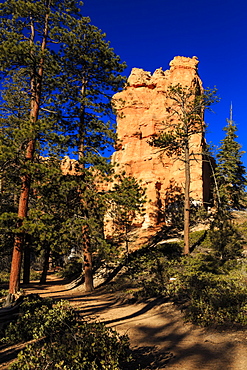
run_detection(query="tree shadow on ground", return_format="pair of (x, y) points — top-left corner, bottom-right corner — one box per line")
(127, 345), (174, 369)
(132, 321), (239, 370)
(12, 275), (247, 370)
(73, 291), (245, 370)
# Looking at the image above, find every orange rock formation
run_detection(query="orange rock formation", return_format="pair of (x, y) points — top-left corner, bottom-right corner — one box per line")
(111, 56), (211, 233)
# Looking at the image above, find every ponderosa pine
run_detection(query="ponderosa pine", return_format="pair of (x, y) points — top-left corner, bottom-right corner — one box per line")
(0, 0), (126, 295)
(216, 108), (246, 209)
(150, 84), (218, 255)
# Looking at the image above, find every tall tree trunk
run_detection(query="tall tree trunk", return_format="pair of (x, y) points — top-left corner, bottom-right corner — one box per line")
(23, 235), (31, 284)
(40, 245), (50, 284)
(8, 4), (50, 296)
(82, 225), (94, 292)
(9, 171), (33, 294)
(184, 139), (190, 255)
(79, 80), (94, 292)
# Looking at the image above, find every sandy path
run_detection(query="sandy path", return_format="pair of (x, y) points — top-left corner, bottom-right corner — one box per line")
(1, 273), (247, 369)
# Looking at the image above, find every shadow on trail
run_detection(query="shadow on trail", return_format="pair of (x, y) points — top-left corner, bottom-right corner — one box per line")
(134, 321), (238, 370)
(74, 292), (244, 370)
(21, 275), (246, 370)
(21, 272), (71, 295)
(102, 297), (167, 325)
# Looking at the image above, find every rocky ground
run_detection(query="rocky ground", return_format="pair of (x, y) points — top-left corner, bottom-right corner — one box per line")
(1, 273), (247, 369)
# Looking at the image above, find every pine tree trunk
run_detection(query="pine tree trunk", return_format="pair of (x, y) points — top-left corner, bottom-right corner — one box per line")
(40, 245), (50, 284)
(8, 5), (50, 296)
(79, 82), (94, 292)
(184, 140), (190, 255)
(23, 237), (31, 284)
(82, 225), (94, 292)
(9, 233), (24, 295)
(9, 171), (33, 294)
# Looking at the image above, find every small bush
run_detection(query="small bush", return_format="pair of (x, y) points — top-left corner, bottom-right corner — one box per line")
(59, 259), (82, 280)
(1, 295), (131, 369)
(29, 269), (41, 281)
(108, 241), (247, 328)
(168, 255), (247, 327)
(106, 243), (182, 301)
(10, 322), (130, 370)
(0, 270), (9, 284)
(0, 296), (70, 344)
(0, 288), (8, 299)
(185, 273), (247, 326)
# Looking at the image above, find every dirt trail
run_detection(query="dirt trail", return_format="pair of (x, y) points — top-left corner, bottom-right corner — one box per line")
(1, 273), (247, 369)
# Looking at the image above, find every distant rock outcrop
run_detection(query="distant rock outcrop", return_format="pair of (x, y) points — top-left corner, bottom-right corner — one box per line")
(111, 56), (211, 237)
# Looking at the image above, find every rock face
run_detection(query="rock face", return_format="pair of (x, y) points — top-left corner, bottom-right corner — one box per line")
(61, 156), (79, 175)
(111, 56), (211, 235)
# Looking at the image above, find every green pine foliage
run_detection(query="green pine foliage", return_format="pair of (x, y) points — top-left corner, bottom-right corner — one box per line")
(208, 208), (244, 260)
(173, 256), (247, 327)
(107, 175), (146, 256)
(105, 233), (247, 328)
(0, 0), (128, 289)
(216, 119), (247, 209)
(150, 83), (219, 254)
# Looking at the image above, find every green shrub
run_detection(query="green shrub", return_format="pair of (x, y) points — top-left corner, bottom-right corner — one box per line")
(167, 255), (247, 327)
(108, 244), (180, 300)
(2, 295), (131, 369)
(184, 273), (247, 326)
(136, 252), (247, 327)
(29, 270), (42, 281)
(109, 242), (247, 328)
(10, 317), (130, 370)
(209, 211), (244, 260)
(0, 270), (9, 284)
(0, 288), (8, 299)
(59, 259), (82, 280)
(107, 242), (182, 300)
(0, 296), (70, 344)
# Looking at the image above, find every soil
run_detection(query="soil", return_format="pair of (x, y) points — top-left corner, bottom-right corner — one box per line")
(1, 272), (247, 370)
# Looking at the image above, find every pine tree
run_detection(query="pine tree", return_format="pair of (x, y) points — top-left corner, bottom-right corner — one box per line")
(216, 106), (246, 209)
(107, 176), (146, 260)
(208, 206), (243, 261)
(51, 9), (126, 291)
(150, 83), (218, 254)
(0, 0), (58, 295)
(0, 0), (126, 295)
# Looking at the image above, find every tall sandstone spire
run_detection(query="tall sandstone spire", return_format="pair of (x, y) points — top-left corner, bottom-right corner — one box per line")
(111, 56), (211, 238)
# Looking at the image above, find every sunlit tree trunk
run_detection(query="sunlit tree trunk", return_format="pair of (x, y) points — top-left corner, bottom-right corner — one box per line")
(9, 170), (33, 294)
(9, 5), (50, 295)
(184, 138), (190, 255)
(82, 225), (94, 292)
(79, 81), (94, 292)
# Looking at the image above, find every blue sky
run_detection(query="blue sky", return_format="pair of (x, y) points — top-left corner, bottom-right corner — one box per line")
(82, 0), (247, 166)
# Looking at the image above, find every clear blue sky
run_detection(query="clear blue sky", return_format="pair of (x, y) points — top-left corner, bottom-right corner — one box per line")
(82, 0), (247, 167)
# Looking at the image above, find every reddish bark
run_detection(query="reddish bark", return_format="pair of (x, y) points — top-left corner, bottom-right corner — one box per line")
(9, 171), (33, 294)
(184, 140), (190, 255)
(79, 83), (94, 292)
(82, 225), (94, 292)
(8, 4), (50, 295)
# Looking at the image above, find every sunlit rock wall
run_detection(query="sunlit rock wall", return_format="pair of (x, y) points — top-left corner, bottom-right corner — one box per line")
(111, 56), (210, 235)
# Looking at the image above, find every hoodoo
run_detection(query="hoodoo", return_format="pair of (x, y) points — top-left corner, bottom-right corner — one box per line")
(110, 56), (211, 241)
